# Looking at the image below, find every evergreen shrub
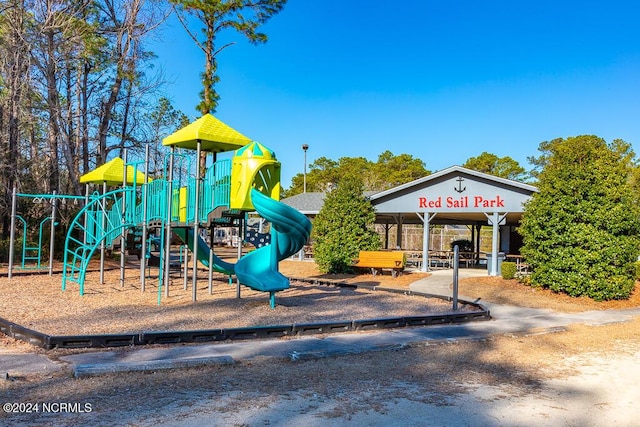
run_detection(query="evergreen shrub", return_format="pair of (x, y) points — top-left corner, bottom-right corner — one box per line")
(312, 178), (381, 273)
(519, 136), (640, 300)
(0, 238), (25, 264)
(501, 261), (517, 280)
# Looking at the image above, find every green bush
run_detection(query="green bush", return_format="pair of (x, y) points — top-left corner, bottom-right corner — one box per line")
(634, 261), (640, 281)
(501, 261), (517, 279)
(518, 274), (532, 286)
(0, 237), (27, 264)
(312, 177), (381, 274)
(519, 136), (640, 300)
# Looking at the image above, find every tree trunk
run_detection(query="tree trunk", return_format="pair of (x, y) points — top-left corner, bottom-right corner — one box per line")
(45, 30), (61, 193)
(60, 60), (81, 195)
(2, 2), (28, 237)
(97, 73), (123, 165)
(118, 79), (133, 158)
(81, 62), (90, 174)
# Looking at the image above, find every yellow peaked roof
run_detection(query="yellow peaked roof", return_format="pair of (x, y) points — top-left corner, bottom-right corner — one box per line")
(162, 113), (252, 152)
(80, 157), (151, 186)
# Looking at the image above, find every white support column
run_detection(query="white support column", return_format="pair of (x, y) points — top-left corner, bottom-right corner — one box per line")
(417, 212), (437, 272)
(490, 213), (499, 276)
(485, 212), (508, 276)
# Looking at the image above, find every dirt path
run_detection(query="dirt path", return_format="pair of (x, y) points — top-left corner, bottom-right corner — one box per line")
(2, 320), (639, 426)
(135, 344), (640, 427)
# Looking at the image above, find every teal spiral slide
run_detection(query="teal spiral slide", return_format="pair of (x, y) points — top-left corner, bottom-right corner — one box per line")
(234, 189), (312, 304)
(172, 188), (311, 307)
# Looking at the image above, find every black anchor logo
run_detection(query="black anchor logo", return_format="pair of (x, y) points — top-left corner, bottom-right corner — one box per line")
(454, 177), (466, 193)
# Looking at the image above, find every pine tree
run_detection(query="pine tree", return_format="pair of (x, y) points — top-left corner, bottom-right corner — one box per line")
(170, 0), (287, 114)
(312, 177), (381, 273)
(519, 135), (640, 300)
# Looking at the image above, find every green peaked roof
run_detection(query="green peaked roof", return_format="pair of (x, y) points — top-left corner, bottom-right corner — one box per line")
(80, 157), (151, 186)
(235, 141), (277, 160)
(162, 113), (252, 152)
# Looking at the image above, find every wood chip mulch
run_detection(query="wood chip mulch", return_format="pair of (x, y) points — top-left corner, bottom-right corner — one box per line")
(0, 260), (470, 337)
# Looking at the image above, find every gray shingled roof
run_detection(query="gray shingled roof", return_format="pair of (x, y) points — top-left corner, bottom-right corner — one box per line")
(281, 192), (326, 214)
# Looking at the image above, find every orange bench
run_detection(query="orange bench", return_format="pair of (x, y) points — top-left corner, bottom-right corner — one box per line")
(354, 251), (406, 277)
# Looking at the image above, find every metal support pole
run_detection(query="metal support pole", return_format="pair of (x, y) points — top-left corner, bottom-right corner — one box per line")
(237, 217), (243, 261)
(302, 144), (308, 193)
(120, 149), (127, 287)
(475, 224), (482, 265)
(100, 182), (107, 284)
(48, 191), (57, 276)
(83, 185), (89, 245)
(183, 245), (189, 290)
(452, 244), (459, 310)
(236, 216), (243, 299)
(8, 187), (17, 279)
(208, 153), (216, 294)
(140, 144), (150, 291)
(395, 214), (404, 249)
(191, 140), (202, 302)
(208, 226), (214, 294)
(163, 147), (175, 298)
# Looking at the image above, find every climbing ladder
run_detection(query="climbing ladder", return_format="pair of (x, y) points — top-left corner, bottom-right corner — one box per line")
(15, 215), (42, 268)
(62, 188), (136, 294)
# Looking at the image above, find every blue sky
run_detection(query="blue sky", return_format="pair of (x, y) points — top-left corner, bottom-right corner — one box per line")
(149, 0), (640, 188)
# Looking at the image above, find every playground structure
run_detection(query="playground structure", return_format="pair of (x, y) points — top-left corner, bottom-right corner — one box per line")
(8, 114), (312, 308)
(8, 191), (86, 276)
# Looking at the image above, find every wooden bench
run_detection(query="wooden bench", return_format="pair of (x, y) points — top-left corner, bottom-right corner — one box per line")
(353, 251), (406, 277)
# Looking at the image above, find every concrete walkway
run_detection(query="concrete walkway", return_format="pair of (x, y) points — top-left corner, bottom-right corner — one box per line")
(3, 268), (640, 379)
(408, 267), (485, 299)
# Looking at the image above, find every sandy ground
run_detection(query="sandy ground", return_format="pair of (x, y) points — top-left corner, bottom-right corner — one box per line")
(135, 343), (640, 427)
(1, 259), (640, 426)
(2, 322), (639, 426)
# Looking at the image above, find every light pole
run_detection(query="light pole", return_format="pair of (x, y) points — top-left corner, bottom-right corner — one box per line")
(302, 144), (309, 193)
